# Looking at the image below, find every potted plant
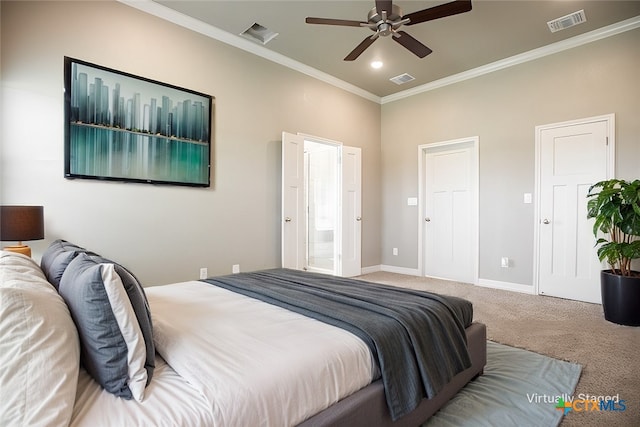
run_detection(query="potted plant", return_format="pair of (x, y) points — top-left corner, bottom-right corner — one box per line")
(586, 179), (640, 326)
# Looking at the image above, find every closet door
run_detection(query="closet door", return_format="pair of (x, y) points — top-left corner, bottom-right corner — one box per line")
(536, 116), (613, 304)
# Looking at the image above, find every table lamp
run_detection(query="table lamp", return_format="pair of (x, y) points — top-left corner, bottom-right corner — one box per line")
(0, 206), (45, 257)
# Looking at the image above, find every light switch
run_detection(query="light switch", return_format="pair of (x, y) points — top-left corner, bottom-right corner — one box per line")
(523, 193), (532, 204)
(407, 197), (418, 206)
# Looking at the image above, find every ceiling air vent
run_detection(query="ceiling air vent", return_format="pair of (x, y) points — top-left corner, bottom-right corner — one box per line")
(390, 73), (415, 85)
(240, 23), (279, 45)
(547, 10), (586, 33)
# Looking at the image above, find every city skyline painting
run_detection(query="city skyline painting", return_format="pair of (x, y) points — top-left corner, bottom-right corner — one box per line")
(64, 57), (213, 187)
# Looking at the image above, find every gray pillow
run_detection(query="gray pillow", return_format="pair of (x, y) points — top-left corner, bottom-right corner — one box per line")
(40, 240), (94, 289)
(58, 253), (155, 401)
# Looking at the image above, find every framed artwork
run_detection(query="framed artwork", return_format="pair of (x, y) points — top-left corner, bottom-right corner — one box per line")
(64, 57), (213, 187)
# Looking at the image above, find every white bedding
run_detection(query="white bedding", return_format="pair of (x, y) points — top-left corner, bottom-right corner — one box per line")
(145, 280), (376, 427)
(71, 357), (214, 426)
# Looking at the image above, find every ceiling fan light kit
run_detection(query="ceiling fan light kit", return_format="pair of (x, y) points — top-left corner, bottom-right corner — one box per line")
(305, 0), (472, 61)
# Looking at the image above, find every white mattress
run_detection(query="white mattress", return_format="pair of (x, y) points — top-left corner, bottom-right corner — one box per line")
(146, 280), (376, 427)
(70, 280), (375, 427)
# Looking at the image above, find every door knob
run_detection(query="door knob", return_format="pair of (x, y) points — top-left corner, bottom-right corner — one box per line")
(356, 216), (362, 221)
(425, 217), (431, 222)
(284, 217), (292, 222)
(542, 219), (550, 224)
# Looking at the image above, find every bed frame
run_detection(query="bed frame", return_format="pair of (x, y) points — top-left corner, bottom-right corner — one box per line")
(299, 322), (487, 427)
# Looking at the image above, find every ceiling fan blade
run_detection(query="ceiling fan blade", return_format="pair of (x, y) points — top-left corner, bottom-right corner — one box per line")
(376, 0), (393, 15)
(344, 35), (378, 61)
(305, 17), (367, 27)
(403, 0), (472, 26)
(392, 31), (432, 58)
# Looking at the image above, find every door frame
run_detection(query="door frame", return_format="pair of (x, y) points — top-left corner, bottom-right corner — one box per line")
(533, 113), (615, 297)
(417, 136), (479, 283)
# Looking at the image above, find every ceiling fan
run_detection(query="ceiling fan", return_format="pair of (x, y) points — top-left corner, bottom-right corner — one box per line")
(305, 0), (472, 61)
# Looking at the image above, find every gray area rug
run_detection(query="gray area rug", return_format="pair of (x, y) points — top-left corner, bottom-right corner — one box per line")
(360, 271), (640, 426)
(423, 341), (582, 427)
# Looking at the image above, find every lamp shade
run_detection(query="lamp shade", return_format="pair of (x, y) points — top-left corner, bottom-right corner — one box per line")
(0, 206), (45, 241)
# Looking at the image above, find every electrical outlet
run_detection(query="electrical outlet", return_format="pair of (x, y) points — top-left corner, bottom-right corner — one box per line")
(392, 248), (398, 256)
(232, 264), (240, 274)
(199, 268), (208, 279)
(501, 257), (509, 268)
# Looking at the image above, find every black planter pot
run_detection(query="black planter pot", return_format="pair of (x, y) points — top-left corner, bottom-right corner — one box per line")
(601, 270), (640, 326)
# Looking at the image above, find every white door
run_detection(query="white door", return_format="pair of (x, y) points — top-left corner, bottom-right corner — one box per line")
(341, 146), (362, 277)
(282, 133), (362, 276)
(421, 139), (477, 283)
(281, 132), (305, 270)
(536, 115), (614, 304)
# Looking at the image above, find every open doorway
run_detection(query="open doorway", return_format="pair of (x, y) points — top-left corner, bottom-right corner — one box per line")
(281, 132), (362, 277)
(305, 140), (339, 274)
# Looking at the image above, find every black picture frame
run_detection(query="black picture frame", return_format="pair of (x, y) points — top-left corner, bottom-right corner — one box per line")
(64, 57), (212, 187)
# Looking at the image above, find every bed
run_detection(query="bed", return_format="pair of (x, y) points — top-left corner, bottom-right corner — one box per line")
(0, 241), (486, 427)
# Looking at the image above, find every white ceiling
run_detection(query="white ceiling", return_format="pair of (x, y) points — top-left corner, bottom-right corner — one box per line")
(133, 1), (640, 101)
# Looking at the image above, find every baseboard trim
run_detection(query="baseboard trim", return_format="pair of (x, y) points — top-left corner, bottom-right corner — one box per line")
(477, 278), (536, 295)
(361, 267), (537, 295)
(360, 265), (382, 275)
(380, 265), (421, 276)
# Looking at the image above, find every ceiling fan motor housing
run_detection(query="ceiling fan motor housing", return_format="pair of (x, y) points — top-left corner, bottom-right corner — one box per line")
(367, 5), (403, 36)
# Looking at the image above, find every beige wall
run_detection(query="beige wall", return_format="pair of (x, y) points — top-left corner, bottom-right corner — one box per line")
(2, 1), (637, 289)
(381, 28), (640, 287)
(0, 1), (382, 285)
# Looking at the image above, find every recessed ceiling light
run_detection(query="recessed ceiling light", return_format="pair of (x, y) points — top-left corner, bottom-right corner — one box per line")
(370, 61), (383, 69)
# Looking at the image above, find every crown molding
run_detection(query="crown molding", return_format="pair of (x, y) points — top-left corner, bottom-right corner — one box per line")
(118, 0), (381, 103)
(119, 1), (639, 106)
(381, 15), (640, 104)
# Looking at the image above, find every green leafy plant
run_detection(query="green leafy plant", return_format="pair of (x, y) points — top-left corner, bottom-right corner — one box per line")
(587, 179), (640, 277)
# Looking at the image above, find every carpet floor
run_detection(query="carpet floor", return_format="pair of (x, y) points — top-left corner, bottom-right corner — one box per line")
(358, 272), (640, 427)
(423, 341), (581, 427)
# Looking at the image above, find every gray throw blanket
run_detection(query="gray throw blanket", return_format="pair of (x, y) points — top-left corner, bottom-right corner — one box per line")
(202, 268), (472, 421)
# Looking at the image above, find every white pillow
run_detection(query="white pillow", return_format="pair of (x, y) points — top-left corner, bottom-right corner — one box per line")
(0, 250), (49, 289)
(58, 253), (154, 402)
(0, 251), (81, 427)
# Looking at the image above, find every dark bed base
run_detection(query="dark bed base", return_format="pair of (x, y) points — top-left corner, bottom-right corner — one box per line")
(298, 322), (487, 427)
